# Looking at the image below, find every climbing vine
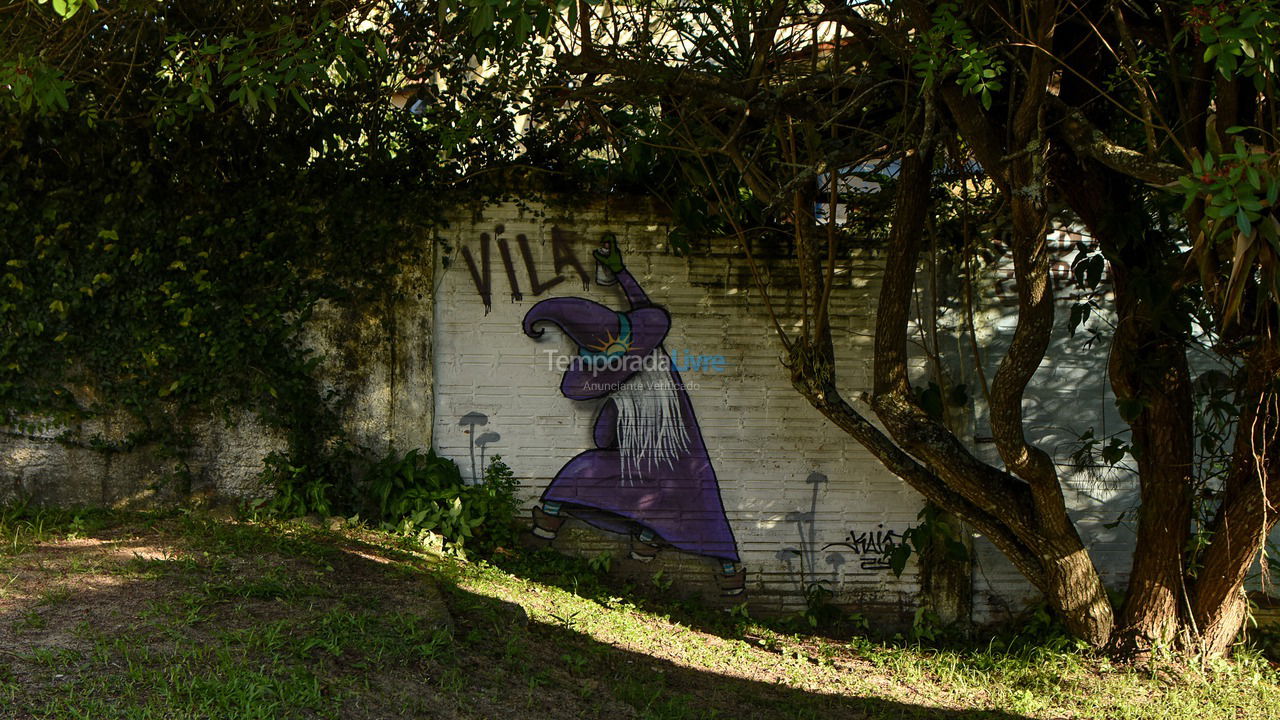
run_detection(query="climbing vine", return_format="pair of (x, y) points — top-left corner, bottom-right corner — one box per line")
(0, 1), (535, 485)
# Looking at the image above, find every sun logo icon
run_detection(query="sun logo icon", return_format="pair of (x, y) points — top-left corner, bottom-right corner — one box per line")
(579, 314), (634, 363)
(585, 328), (632, 356)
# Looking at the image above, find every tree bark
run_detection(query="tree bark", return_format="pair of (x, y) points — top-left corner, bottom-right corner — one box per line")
(863, 139), (1113, 647)
(1190, 348), (1280, 656)
(1048, 151), (1197, 657)
(1107, 276), (1195, 656)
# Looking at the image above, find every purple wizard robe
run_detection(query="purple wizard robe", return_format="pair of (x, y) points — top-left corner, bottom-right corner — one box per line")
(534, 270), (739, 563)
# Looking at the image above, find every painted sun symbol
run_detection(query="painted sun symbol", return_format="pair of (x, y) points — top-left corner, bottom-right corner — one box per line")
(585, 329), (632, 355)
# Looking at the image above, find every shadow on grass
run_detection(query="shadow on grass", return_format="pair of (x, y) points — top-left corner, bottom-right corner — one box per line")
(0, 515), (1038, 720)
(488, 540), (892, 643)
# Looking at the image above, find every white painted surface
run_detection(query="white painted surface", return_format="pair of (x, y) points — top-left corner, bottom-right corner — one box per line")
(431, 201), (926, 615)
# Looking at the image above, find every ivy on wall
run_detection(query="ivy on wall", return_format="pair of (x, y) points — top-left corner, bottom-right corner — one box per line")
(0, 1), (534, 489)
(2, 116), (415, 460)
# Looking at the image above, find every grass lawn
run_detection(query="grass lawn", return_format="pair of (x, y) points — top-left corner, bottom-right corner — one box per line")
(1, 508), (1277, 719)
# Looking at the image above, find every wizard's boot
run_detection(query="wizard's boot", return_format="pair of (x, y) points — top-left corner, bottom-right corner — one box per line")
(717, 563), (746, 597)
(529, 506), (565, 541)
(630, 529), (662, 562)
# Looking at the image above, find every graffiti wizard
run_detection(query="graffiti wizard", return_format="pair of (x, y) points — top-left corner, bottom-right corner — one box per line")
(521, 237), (744, 596)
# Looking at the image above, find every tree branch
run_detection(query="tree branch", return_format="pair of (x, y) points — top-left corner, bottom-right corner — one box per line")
(1053, 101), (1183, 186)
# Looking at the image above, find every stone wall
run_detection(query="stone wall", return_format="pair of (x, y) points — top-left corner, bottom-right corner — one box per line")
(0, 237), (436, 508)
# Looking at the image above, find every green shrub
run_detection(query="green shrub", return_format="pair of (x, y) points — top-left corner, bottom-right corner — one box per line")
(364, 449), (520, 557)
(256, 453), (338, 519)
(255, 447), (521, 558)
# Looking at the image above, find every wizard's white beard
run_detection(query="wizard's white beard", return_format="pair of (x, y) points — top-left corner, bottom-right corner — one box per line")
(611, 349), (690, 482)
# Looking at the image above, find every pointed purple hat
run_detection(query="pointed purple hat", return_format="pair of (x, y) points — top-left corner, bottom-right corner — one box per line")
(524, 297), (671, 400)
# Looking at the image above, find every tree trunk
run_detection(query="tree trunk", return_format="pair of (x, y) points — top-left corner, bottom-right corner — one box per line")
(1190, 347), (1280, 656)
(917, 505), (973, 630)
(863, 140), (1113, 647)
(1047, 145), (1196, 658)
(1107, 299), (1194, 656)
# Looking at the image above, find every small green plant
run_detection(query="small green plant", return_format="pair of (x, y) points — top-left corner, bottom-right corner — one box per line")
(475, 455), (521, 551)
(651, 569), (673, 592)
(910, 607), (942, 644)
(549, 609), (582, 631)
(14, 608), (46, 631)
(364, 449), (520, 557)
(997, 602), (1086, 653)
(797, 582), (843, 629)
(845, 611), (870, 632)
(256, 452), (336, 518)
(912, 1), (1007, 109)
(559, 650), (590, 675)
(587, 551), (613, 574)
(253, 448), (521, 560)
(502, 634), (527, 666)
(64, 512), (86, 540)
(36, 586), (71, 607)
(1244, 625), (1280, 663)
(886, 504), (969, 578)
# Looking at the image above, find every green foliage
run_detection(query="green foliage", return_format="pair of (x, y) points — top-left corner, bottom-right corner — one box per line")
(157, 18), (361, 121)
(444, 0), (567, 55)
(0, 54), (73, 113)
(909, 607), (943, 643)
(1, 501), (120, 555)
(1192, 0), (1280, 86)
(1066, 239), (1108, 338)
(796, 582), (844, 630)
(913, 2), (1006, 109)
(1174, 3), (1280, 333)
(586, 550), (614, 575)
(1183, 135), (1278, 239)
(255, 448), (521, 558)
(1, 2), (537, 489)
(1000, 603), (1089, 654)
(886, 504), (968, 579)
(650, 569), (673, 592)
(257, 453), (339, 519)
(1178, 131), (1280, 326)
(31, 0), (98, 21)
(1186, 368), (1246, 575)
(367, 450), (520, 556)
(1244, 625), (1280, 663)
(1069, 427), (1133, 471)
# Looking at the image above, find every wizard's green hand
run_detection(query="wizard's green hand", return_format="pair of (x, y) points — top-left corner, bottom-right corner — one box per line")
(594, 234), (624, 273)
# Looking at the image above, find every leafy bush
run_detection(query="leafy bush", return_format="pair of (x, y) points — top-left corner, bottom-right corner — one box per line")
(2, 2), (530, 495)
(256, 448), (521, 558)
(257, 452), (339, 519)
(366, 449), (521, 557)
